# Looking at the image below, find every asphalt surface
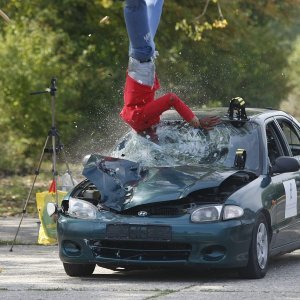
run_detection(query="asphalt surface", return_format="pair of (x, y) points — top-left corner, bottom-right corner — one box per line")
(0, 216), (40, 245)
(2, 217), (300, 299)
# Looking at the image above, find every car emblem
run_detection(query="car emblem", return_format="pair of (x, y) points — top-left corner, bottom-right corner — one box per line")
(138, 211), (148, 217)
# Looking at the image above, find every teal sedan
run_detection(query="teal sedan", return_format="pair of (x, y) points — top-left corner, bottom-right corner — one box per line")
(49, 106), (300, 279)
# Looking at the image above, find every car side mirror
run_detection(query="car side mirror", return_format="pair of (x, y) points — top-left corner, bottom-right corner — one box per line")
(82, 154), (91, 166)
(271, 156), (300, 174)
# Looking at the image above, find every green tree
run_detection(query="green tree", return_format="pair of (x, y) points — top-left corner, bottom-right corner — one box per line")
(0, 0), (299, 174)
(281, 36), (300, 119)
(158, 0), (297, 107)
(0, 0), (127, 173)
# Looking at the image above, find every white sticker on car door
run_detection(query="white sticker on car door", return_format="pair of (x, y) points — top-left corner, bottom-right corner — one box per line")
(284, 179), (297, 218)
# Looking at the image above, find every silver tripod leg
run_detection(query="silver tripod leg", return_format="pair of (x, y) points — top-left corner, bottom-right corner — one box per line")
(9, 135), (50, 252)
(51, 130), (59, 205)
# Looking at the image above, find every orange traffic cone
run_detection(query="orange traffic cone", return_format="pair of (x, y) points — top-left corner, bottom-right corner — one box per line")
(48, 179), (56, 193)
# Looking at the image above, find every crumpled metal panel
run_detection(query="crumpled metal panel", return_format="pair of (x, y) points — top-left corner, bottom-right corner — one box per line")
(83, 154), (239, 212)
(82, 154), (144, 211)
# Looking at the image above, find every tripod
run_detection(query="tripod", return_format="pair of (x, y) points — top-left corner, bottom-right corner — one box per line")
(9, 78), (74, 252)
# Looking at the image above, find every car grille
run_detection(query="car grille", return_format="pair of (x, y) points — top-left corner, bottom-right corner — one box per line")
(120, 206), (186, 216)
(88, 240), (192, 261)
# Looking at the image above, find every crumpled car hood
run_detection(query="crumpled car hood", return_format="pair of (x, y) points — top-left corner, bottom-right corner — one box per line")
(82, 154), (239, 211)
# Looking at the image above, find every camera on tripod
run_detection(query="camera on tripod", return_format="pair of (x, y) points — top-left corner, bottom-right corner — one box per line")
(10, 77), (75, 251)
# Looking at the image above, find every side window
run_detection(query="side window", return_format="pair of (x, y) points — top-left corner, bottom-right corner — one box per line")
(266, 122), (284, 166)
(277, 119), (300, 157)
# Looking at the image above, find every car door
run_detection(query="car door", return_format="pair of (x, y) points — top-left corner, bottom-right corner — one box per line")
(265, 120), (299, 248)
(274, 117), (300, 241)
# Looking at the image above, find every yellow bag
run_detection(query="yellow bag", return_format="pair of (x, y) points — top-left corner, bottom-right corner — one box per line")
(36, 191), (67, 245)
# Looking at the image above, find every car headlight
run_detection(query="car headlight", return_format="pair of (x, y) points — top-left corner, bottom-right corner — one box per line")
(191, 205), (223, 223)
(68, 198), (97, 219)
(223, 205), (244, 220)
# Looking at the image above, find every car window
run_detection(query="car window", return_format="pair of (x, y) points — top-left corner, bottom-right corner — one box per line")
(276, 119), (300, 157)
(265, 122), (284, 166)
(112, 121), (261, 172)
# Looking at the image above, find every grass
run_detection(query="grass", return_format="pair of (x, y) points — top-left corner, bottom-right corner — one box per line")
(0, 174), (48, 217)
(0, 162), (83, 217)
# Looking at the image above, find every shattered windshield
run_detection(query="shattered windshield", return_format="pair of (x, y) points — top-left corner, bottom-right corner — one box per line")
(111, 121), (260, 172)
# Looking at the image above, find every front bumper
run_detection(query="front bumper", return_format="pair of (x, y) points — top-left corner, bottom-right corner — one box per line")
(57, 212), (253, 269)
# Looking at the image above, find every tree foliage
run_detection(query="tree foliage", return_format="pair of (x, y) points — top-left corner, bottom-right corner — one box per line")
(0, 0), (299, 174)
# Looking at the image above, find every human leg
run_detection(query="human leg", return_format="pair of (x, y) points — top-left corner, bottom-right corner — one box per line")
(124, 0), (154, 62)
(125, 0), (164, 60)
(146, 0), (164, 52)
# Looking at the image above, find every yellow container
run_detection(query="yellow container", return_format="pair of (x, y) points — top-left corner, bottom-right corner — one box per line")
(36, 191), (67, 245)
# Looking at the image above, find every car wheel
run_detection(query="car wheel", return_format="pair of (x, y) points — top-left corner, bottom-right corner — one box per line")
(239, 213), (269, 279)
(63, 262), (96, 277)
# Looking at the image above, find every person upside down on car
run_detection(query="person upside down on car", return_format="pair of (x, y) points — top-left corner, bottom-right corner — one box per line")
(120, 0), (220, 135)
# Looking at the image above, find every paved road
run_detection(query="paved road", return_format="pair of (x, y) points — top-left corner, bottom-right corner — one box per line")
(0, 216), (40, 245)
(1, 244), (300, 300)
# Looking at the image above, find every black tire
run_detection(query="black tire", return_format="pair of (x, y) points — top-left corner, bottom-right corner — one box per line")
(63, 262), (96, 277)
(239, 213), (269, 279)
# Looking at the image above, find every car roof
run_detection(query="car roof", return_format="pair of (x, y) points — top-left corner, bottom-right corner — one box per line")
(161, 107), (293, 123)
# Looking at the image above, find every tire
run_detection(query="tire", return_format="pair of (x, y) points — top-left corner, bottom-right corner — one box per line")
(239, 213), (269, 279)
(63, 262), (96, 277)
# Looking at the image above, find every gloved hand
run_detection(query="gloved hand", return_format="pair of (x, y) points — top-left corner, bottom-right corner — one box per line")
(199, 115), (221, 130)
